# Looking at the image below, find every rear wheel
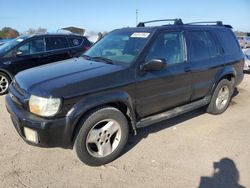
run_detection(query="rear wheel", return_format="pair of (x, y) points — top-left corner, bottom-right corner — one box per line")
(206, 79), (233, 115)
(0, 72), (10, 95)
(73, 106), (129, 166)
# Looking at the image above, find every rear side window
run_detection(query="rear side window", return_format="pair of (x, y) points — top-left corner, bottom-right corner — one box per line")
(46, 37), (69, 51)
(188, 31), (218, 61)
(205, 32), (219, 57)
(215, 29), (240, 55)
(68, 37), (84, 47)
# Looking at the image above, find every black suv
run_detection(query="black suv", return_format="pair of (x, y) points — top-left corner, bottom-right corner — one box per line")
(6, 19), (244, 166)
(0, 34), (91, 95)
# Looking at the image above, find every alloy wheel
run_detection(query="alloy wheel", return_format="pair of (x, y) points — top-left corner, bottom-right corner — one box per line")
(86, 119), (122, 158)
(0, 75), (9, 94)
(215, 85), (230, 110)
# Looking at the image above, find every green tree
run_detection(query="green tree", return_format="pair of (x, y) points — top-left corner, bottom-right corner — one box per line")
(25, 27), (47, 35)
(0, 27), (19, 38)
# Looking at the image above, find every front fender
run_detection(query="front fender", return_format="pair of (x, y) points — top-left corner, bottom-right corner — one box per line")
(0, 68), (14, 79)
(65, 90), (136, 141)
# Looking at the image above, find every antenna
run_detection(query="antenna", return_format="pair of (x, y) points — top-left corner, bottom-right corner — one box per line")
(136, 9), (138, 26)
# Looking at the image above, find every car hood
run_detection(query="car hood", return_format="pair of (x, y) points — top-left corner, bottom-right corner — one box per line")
(15, 57), (128, 97)
(0, 50), (4, 57)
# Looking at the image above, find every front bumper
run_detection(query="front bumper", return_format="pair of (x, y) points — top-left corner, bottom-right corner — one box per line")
(5, 94), (72, 148)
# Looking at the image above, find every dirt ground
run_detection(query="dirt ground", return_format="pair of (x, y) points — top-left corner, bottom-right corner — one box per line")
(0, 75), (250, 188)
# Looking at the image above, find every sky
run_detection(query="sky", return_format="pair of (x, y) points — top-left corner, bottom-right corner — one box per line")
(0, 0), (250, 34)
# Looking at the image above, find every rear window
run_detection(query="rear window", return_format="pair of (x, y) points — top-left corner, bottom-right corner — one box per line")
(215, 29), (240, 55)
(45, 37), (69, 51)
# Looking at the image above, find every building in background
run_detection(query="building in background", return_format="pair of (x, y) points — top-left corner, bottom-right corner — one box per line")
(61, 27), (85, 36)
(235, 31), (250, 37)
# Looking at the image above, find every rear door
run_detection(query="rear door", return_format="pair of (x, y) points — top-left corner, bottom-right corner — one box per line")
(186, 29), (223, 101)
(135, 29), (192, 117)
(45, 36), (71, 63)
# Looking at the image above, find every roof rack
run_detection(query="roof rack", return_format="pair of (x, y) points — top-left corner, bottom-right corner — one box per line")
(137, 19), (183, 27)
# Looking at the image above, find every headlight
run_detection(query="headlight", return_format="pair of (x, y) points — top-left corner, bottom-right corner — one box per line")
(29, 95), (61, 117)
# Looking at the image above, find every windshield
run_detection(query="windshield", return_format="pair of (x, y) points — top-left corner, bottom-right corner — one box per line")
(0, 36), (28, 54)
(84, 30), (151, 64)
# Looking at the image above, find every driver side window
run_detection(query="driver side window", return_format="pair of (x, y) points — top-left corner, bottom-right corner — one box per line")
(17, 38), (45, 56)
(146, 32), (185, 65)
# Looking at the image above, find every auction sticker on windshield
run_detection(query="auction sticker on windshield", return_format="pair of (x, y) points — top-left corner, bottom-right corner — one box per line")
(130, 32), (150, 38)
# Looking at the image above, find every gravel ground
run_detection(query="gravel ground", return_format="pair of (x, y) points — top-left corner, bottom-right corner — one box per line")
(0, 74), (250, 188)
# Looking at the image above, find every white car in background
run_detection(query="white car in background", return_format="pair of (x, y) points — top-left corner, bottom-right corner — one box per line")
(237, 36), (250, 49)
(243, 49), (250, 72)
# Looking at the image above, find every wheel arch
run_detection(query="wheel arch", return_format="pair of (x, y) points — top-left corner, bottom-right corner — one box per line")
(0, 69), (13, 80)
(66, 90), (137, 144)
(209, 66), (236, 96)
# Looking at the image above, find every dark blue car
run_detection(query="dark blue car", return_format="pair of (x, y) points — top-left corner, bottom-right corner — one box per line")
(0, 34), (91, 95)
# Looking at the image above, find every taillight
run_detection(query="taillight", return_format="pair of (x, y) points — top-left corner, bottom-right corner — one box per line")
(84, 46), (91, 51)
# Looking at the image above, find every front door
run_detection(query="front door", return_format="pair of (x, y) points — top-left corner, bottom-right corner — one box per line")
(135, 30), (192, 118)
(10, 37), (46, 75)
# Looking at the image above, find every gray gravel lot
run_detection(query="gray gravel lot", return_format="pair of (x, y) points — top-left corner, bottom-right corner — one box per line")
(0, 75), (250, 188)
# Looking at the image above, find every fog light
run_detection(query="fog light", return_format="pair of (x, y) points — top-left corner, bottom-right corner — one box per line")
(23, 127), (38, 143)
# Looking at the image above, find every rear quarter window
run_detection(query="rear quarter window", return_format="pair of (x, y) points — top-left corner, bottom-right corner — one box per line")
(68, 37), (84, 47)
(215, 29), (240, 55)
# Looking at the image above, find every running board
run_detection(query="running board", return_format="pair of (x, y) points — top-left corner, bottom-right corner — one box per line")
(136, 97), (211, 128)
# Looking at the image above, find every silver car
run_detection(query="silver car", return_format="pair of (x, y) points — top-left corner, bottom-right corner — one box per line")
(237, 36), (250, 49)
(243, 49), (250, 72)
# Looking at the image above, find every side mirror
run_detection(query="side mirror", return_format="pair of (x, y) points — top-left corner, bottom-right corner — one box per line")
(12, 49), (22, 57)
(16, 50), (23, 56)
(141, 58), (166, 71)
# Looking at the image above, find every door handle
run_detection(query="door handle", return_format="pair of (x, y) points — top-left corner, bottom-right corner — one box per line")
(38, 54), (46, 58)
(3, 61), (12, 65)
(185, 67), (191, 72)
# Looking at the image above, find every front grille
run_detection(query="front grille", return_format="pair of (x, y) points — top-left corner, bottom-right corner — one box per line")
(13, 79), (26, 96)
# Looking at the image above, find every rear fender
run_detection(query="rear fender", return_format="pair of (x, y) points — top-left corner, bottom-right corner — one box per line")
(209, 66), (236, 95)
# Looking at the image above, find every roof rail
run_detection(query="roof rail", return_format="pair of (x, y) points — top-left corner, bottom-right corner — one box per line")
(186, 21), (233, 29)
(186, 21), (223, 26)
(137, 19), (183, 27)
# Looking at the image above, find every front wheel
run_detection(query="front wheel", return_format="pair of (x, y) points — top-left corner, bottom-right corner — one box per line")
(206, 79), (233, 115)
(0, 72), (10, 95)
(73, 106), (129, 166)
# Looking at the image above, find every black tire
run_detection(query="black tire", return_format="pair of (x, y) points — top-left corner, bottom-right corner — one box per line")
(206, 79), (233, 115)
(73, 106), (129, 166)
(0, 72), (11, 95)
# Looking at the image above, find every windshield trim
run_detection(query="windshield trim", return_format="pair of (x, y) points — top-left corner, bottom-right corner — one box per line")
(0, 36), (29, 55)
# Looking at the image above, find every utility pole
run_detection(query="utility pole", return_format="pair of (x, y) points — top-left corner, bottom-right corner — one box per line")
(136, 9), (138, 26)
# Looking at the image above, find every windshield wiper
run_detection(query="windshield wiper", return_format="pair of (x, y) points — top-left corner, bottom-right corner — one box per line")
(91, 56), (114, 64)
(81, 54), (92, 60)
